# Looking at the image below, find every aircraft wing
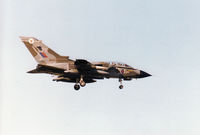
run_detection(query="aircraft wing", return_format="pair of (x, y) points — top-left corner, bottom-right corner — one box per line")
(74, 59), (109, 78)
(74, 59), (94, 73)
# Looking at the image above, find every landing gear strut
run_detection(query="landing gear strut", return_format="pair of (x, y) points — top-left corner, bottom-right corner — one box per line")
(79, 76), (86, 87)
(74, 78), (80, 90)
(119, 78), (124, 89)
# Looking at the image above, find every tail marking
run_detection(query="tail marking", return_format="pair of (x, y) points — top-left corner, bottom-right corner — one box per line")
(40, 52), (48, 58)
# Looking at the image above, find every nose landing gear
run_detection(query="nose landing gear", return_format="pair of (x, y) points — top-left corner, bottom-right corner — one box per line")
(119, 85), (123, 89)
(119, 78), (124, 89)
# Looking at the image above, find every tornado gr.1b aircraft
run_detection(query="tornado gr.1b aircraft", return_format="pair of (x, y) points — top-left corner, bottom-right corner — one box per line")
(20, 36), (151, 90)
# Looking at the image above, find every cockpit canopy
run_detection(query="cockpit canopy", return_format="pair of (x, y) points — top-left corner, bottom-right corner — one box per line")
(109, 62), (132, 68)
(92, 61), (134, 69)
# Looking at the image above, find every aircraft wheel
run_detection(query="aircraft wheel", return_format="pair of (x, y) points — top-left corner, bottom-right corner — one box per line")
(119, 85), (123, 89)
(80, 81), (86, 87)
(74, 84), (80, 90)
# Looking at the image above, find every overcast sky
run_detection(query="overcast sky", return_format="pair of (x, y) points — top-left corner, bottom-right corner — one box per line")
(1, 0), (200, 135)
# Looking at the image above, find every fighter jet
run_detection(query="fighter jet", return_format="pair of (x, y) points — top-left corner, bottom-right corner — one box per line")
(20, 36), (151, 90)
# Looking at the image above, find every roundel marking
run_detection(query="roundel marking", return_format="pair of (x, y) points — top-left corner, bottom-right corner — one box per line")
(121, 69), (124, 74)
(29, 38), (34, 44)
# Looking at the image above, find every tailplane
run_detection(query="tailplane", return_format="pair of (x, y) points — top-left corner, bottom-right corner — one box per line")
(20, 36), (69, 64)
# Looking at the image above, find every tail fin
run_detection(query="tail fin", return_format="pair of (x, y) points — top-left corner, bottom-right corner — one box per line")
(20, 36), (69, 64)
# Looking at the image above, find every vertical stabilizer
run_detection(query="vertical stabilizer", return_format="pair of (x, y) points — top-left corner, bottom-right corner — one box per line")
(20, 36), (69, 64)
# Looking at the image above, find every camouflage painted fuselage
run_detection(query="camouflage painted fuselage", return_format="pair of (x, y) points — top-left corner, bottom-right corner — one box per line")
(20, 37), (151, 88)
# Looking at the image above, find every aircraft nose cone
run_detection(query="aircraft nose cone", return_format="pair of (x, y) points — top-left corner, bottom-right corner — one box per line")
(139, 70), (151, 78)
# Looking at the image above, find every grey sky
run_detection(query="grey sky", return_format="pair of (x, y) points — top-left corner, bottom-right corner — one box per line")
(1, 0), (200, 135)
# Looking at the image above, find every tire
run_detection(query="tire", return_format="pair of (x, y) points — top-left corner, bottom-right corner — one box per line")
(74, 84), (80, 90)
(80, 81), (86, 87)
(119, 85), (123, 89)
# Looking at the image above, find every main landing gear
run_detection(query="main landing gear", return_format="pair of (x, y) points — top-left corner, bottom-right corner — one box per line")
(79, 77), (86, 87)
(119, 78), (124, 89)
(74, 76), (86, 90)
(74, 84), (80, 90)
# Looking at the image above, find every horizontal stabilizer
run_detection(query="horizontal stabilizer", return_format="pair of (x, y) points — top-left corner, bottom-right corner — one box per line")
(27, 69), (41, 73)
